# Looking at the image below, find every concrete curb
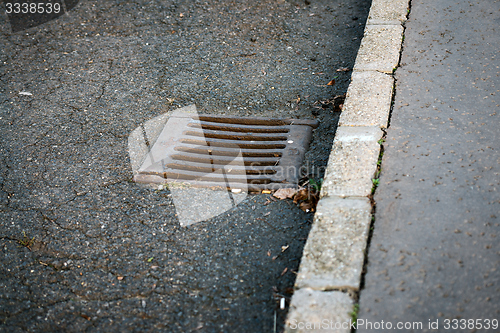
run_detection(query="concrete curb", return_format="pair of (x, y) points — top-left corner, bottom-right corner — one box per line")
(285, 0), (410, 331)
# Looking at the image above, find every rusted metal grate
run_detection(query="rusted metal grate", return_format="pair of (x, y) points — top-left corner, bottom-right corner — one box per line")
(134, 113), (318, 191)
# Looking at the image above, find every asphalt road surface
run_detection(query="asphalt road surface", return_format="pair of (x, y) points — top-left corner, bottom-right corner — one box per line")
(0, 0), (370, 331)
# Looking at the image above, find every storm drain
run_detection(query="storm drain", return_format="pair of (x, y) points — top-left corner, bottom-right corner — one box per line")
(134, 112), (318, 191)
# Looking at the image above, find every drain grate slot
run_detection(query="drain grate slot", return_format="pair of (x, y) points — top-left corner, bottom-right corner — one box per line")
(170, 153), (281, 166)
(184, 129), (289, 141)
(189, 121), (291, 133)
(196, 114), (318, 126)
(180, 138), (288, 149)
(134, 113), (318, 191)
(165, 161), (277, 175)
(175, 146), (282, 158)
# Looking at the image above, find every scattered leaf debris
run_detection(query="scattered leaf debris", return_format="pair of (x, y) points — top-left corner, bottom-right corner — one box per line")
(17, 231), (35, 250)
(80, 314), (91, 321)
(312, 93), (345, 112)
(269, 184), (320, 213)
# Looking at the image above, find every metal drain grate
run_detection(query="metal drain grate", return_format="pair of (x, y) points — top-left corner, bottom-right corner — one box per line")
(134, 113), (318, 191)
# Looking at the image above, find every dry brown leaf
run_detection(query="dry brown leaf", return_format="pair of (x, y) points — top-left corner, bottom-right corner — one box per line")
(299, 202), (314, 212)
(327, 79), (336, 86)
(293, 187), (319, 212)
(273, 188), (297, 200)
(336, 67), (350, 72)
(293, 189), (310, 204)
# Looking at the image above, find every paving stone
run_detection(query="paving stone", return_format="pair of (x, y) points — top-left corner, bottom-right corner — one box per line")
(285, 289), (353, 333)
(353, 25), (404, 73)
(366, 0), (409, 25)
(294, 197), (372, 290)
(321, 127), (383, 198)
(339, 71), (394, 128)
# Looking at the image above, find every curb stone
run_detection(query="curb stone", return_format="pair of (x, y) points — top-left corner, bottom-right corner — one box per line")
(367, 0), (409, 24)
(294, 197), (372, 291)
(339, 71), (394, 128)
(285, 0), (410, 331)
(353, 25), (404, 73)
(320, 126), (383, 199)
(285, 289), (353, 333)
